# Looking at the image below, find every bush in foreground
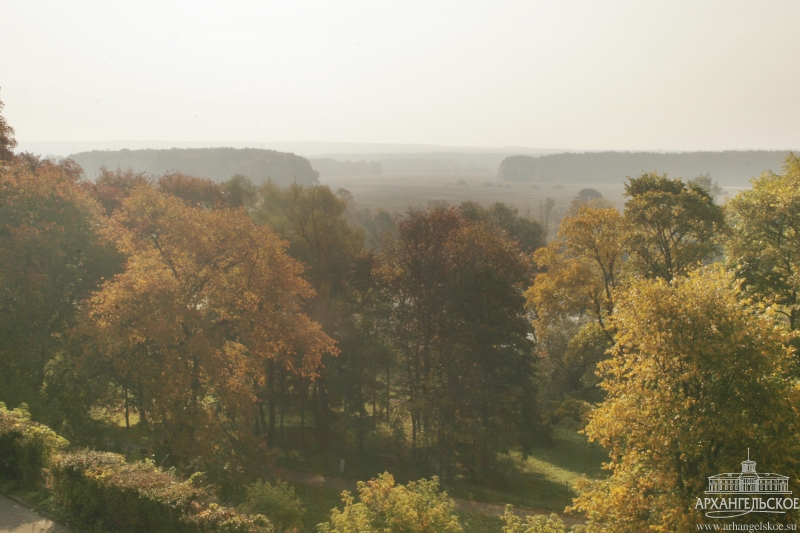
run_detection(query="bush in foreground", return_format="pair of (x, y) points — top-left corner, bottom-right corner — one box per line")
(239, 480), (305, 533)
(316, 472), (462, 533)
(51, 449), (273, 533)
(501, 505), (575, 533)
(0, 402), (68, 488)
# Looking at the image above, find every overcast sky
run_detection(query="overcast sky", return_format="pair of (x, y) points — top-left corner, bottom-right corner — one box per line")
(2, 0), (799, 151)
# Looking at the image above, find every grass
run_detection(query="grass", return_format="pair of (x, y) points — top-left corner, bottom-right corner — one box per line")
(447, 423), (608, 512)
(289, 482), (344, 532)
(90, 403), (607, 513)
(457, 511), (505, 533)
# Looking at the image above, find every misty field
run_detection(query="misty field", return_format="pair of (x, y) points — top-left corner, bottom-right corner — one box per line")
(320, 172), (626, 215)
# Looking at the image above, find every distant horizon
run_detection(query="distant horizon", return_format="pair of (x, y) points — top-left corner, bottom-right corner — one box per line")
(15, 140), (798, 159)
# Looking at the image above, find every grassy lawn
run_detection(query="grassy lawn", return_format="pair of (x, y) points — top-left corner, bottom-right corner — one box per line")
(447, 423), (608, 512)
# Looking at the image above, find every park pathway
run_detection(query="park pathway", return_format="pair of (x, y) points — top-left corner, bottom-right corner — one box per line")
(0, 495), (71, 533)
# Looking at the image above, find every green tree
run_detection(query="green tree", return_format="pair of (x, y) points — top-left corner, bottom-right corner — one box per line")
(572, 267), (800, 532)
(624, 173), (724, 281)
(316, 473), (462, 533)
(223, 174), (259, 209)
(253, 182), (366, 449)
(459, 201), (546, 253)
(726, 154), (800, 331)
(380, 208), (540, 478)
(0, 156), (120, 397)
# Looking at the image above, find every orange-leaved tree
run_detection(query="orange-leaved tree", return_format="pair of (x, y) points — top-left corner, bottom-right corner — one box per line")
(80, 184), (336, 490)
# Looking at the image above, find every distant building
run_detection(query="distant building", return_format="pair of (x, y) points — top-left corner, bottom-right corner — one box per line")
(706, 452), (790, 494)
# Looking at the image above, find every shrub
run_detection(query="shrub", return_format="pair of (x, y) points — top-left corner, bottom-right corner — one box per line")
(0, 402), (68, 487)
(239, 480), (305, 533)
(500, 505), (571, 533)
(51, 449), (273, 533)
(316, 472), (462, 533)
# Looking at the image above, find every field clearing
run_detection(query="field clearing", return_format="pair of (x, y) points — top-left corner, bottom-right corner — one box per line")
(319, 174), (747, 220)
(319, 173), (628, 217)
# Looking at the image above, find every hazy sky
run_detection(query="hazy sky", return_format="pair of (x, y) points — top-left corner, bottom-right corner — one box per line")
(2, 0), (799, 151)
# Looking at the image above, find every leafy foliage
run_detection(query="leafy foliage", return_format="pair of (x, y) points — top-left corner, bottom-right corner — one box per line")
(79, 184), (336, 489)
(500, 506), (569, 533)
(624, 173), (724, 281)
(316, 472), (463, 533)
(380, 207), (541, 478)
(459, 201), (546, 253)
(51, 449), (273, 533)
(727, 153), (800, 331)
(528, 206), (627, 333)
(572, 268), (800, 532)
(239, 480), (306, 533)
(0, 402), (68, 487)
(0, 155), (121, 391)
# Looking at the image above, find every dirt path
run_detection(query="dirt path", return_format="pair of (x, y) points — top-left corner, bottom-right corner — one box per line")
(275, 468), (584, 527)
(0, 495), (72, 533)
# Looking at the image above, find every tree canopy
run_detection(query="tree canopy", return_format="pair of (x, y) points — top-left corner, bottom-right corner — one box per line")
(573, 268), (800, 532)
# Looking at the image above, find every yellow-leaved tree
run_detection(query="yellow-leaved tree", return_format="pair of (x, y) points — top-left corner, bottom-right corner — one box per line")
(727, 154), (800, 332)
(80, 184), (336, 492)
(572, 267), (800, 532)
(316, 472), (463, 533)
(527, 206), (628, 335)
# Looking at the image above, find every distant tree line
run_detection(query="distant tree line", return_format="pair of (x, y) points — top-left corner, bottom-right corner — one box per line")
(498, 151), (792, 185)
(310, 158), (383, 176)
(70, 147), (319, 186)
(310, 157), (493, 176)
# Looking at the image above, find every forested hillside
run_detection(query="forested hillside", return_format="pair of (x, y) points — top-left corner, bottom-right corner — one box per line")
(70, 147), (319, 185)
(498, 150), (791, 185)
(6, 91), (800, 532)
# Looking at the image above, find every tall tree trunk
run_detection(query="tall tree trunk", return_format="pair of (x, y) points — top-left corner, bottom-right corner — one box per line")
(137, 380), (148, 427)
(268, 359), (276, 448)
(258, 402), (267, 437)
(279, 368), (285, 445)
(124, 382), (130, 429)
(300, 377), (306, 447)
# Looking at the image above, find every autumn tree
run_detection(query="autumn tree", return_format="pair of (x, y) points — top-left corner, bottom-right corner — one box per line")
(156, 171), (226, 209)
(528, 206), (628, 335)
(525, 206), (627, 414)
(81, 185), (336, 487)
(726, 153), (800, 331)
(0, 88), (16, 162)
(317, 473), (463, 533)
(572, 268), (800, 532)
(83, 166), (151, 214)
(624, 173), (724, 281)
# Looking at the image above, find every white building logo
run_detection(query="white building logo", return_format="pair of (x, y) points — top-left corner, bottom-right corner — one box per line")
(695, 450), (798, 518)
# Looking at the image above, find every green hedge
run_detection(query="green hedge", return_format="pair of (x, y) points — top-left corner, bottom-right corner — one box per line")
(51, 449), (273, 533)
(0, 402), (68, 488)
